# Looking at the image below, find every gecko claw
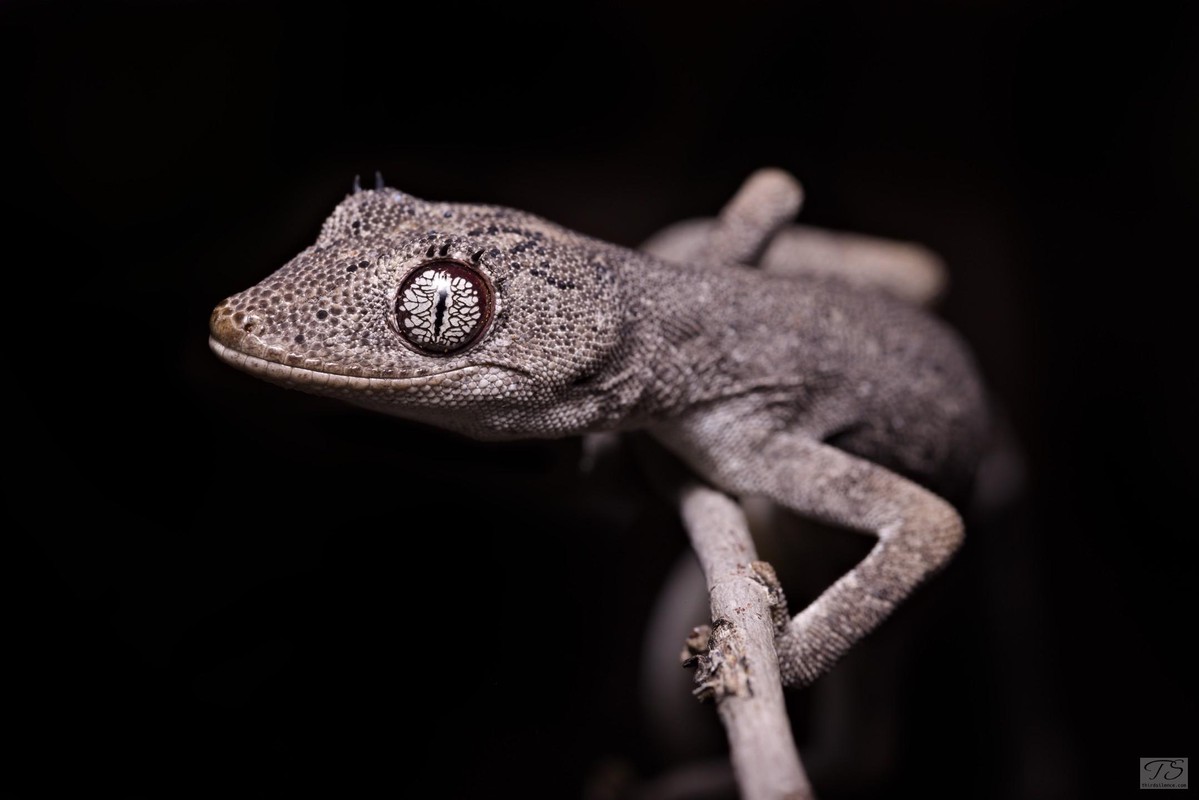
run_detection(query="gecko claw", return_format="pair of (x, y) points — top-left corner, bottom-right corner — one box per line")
(352, 174), (362, 194)
(375, 170), (385, 190)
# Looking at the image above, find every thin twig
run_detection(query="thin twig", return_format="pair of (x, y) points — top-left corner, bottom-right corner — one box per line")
(679, 484), (813, 800)
(638, 440), (813, 800)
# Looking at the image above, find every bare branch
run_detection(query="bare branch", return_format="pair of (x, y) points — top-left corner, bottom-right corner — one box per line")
(638, 439), (813, 800)
(679, 484), (813, 800)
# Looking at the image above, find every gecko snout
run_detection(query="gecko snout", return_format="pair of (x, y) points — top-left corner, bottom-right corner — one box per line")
(209, 300), (263, 354)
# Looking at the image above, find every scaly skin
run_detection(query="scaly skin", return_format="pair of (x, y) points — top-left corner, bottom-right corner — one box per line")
(210, 174), (988, 687)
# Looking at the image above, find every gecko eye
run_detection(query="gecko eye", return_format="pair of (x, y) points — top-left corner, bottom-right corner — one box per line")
(394, 261), (494, 355)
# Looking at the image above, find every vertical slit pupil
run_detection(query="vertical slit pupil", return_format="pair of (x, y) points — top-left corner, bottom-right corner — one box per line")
(433, 287), (449, 337)
(397, 260), (491, 355)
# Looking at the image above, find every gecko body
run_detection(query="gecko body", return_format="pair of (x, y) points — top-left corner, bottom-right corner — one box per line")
(210, 173), (987, 686)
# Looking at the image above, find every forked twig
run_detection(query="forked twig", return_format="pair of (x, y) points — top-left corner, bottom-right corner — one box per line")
(640, 441), (813, 800)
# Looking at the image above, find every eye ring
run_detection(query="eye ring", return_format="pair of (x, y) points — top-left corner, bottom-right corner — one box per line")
(391, 259), (495, 355)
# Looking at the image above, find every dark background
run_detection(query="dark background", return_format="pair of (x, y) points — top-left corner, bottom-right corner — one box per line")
(6, 2), (1196, 798)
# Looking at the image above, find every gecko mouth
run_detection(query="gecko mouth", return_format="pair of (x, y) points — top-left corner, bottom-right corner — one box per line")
(208, 337), (484, 391)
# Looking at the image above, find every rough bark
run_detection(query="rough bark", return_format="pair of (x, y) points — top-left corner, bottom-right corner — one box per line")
(677, 483), (813, 800)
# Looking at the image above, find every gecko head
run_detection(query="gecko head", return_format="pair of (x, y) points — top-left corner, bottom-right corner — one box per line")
(210, 187), (631, 438)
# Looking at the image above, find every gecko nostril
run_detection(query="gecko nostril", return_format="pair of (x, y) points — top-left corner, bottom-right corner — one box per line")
(209, 301), (263, 352)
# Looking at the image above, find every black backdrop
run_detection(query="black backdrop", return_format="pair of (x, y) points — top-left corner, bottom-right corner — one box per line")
(6, 2), (1196, 798)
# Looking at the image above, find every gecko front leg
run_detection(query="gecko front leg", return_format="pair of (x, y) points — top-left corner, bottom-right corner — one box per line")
(642, 169), (947, 306)
(696, 168), (803, 267)
(654, 415), (964, 688)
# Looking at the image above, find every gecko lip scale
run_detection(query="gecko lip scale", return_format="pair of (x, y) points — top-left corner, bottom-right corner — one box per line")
(208, 337), (482, 391)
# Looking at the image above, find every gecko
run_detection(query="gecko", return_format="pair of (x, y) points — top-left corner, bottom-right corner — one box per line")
(209, 169), (988, 688)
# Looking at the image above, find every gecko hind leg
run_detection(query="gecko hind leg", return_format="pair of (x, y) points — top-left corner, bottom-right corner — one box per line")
(760, 225), (947, 307)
